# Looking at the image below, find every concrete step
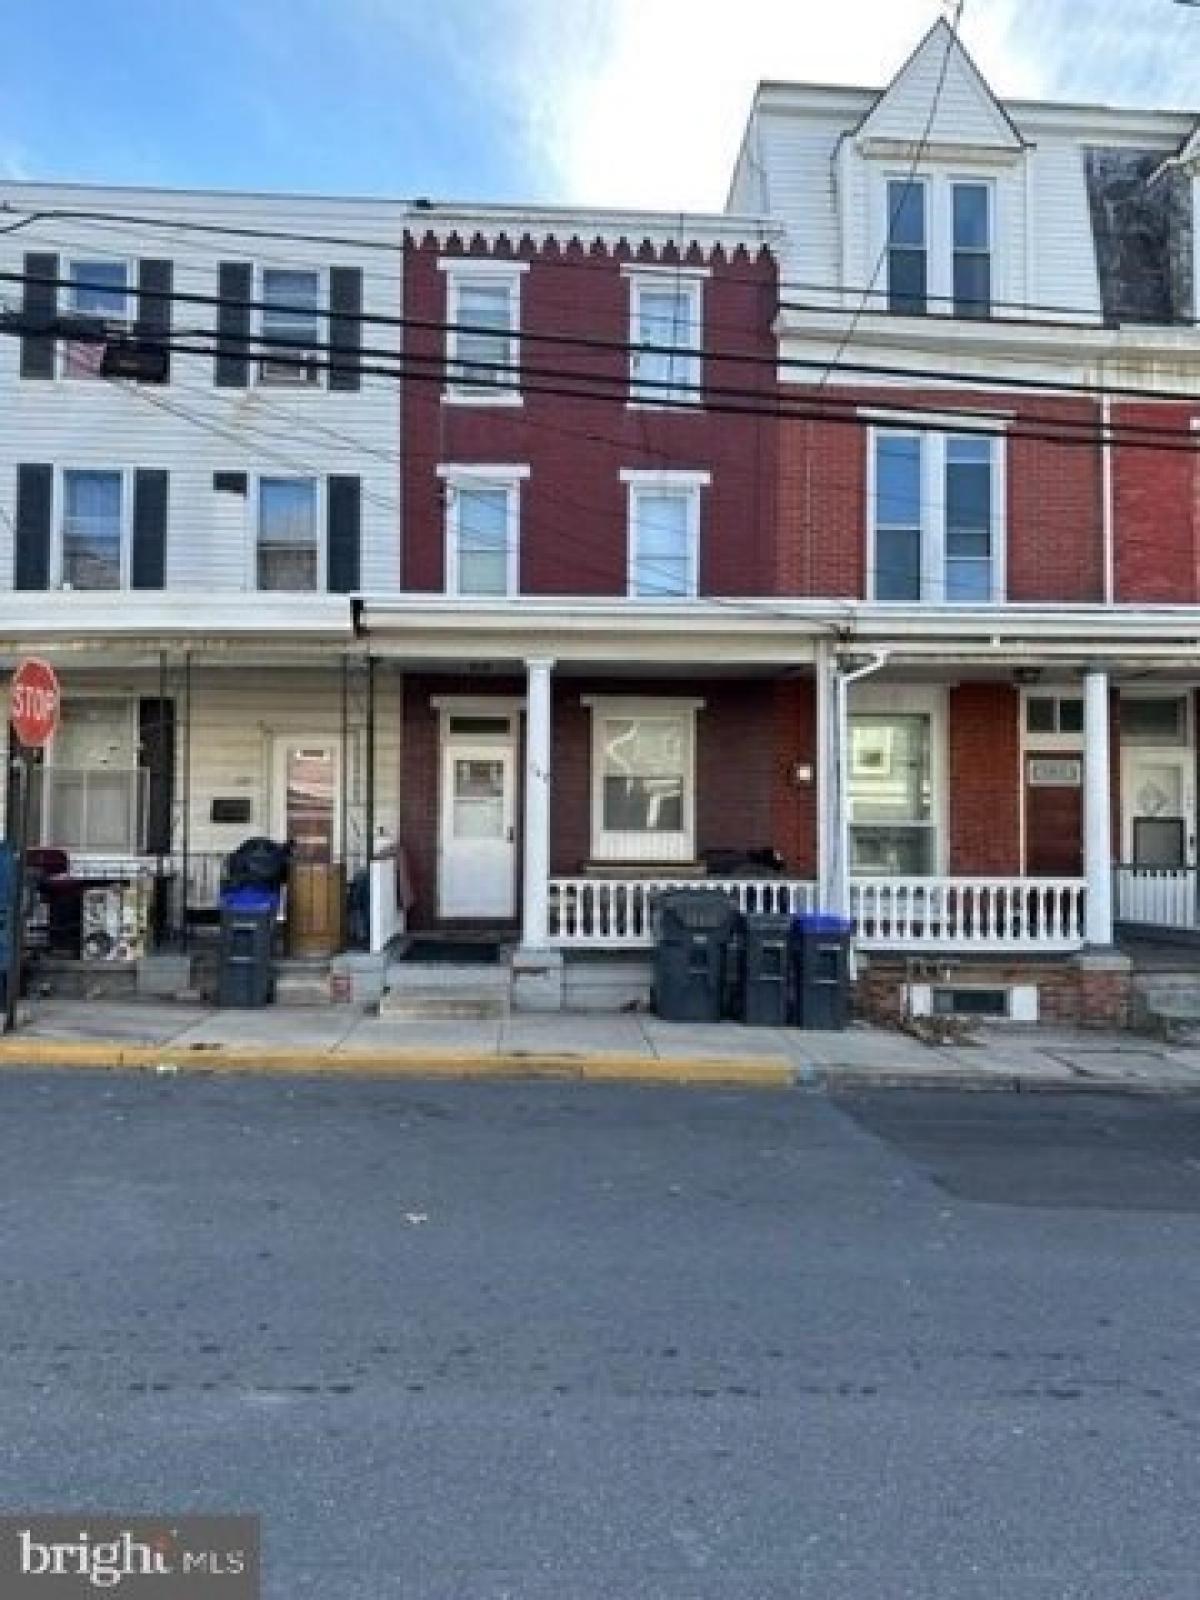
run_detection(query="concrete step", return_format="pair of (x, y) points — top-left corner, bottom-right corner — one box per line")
(378, 988), (509, 1021)
(274, 970), (332, 1007)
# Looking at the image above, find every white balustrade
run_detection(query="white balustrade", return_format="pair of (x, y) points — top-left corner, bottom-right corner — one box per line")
(851, 877), (1087, 953)
(1114, 866), (1200, 931)
(547, 878), (818, 948)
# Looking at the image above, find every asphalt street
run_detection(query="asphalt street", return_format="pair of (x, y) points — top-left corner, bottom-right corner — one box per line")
(1, 1070), (1199, 1598)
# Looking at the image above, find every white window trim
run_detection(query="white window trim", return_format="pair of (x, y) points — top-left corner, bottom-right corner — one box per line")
(847, 683), (947, 877)
(59, 255), (134, 381)
(440, 260), (527, 407)
(583, 695), (703, 864)
(866, 428), (1005, 604)
(620, 469), (709, 600)
(54, 466), (132, 591)
(626, 271), (704, 408)
(878, 168), (1001, 318)
(437, 464), (530, 599)
(256, 263), (327, 389)
(250, 473), (326, 594)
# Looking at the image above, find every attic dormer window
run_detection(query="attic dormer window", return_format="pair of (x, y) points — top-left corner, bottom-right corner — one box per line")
(884, 175), (993, 320)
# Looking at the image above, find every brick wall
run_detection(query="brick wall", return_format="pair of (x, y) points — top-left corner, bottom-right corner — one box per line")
(947, 682), (1022, 873)
(402, 236), (779, 596)
(1113, 401), (1200, 602)
(858, 956), (1131, 1029)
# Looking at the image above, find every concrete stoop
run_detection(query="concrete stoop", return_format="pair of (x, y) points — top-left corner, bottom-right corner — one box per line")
(379, 961), (512, 1020)
(1131, 971), (1200, 1042)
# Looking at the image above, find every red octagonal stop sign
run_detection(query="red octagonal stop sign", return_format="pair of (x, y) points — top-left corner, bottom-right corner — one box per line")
(10, 657), (61, 749)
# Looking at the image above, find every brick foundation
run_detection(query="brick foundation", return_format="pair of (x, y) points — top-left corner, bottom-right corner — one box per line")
(857, 953), (1132, 1030)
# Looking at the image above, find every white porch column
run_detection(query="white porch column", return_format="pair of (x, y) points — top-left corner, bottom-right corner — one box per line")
(814, 640), (835, 913)
(1083, 667), (1114, 947)
(521, 656), (554, 947)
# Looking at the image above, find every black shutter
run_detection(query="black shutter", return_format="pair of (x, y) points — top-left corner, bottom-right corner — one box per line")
(328, 266), (362, 391)
(14, 464), (53, 590)
(215, 262), (252, 387)
(213, 471), (248, 495)
(132, 469), (168, 589)
(138, 698), (176, 856)
(20, 252), (58, 379)
(327, 475), (361, 593)
(135, 259), (172, 381)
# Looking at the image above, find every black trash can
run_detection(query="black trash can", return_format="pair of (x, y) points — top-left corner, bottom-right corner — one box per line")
(217, 885), (278, 1008)
(741, 912), (793, 1026)
(654, 889), (741, 1023)
(791, 912), (853, 1030)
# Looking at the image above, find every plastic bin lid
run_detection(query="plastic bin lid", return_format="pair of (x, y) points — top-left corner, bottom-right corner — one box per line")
(792, 911), (854, 934)
(658, 888), (740, 932)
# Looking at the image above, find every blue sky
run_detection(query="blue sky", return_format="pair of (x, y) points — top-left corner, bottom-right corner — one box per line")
(2, 1), (1198, 210)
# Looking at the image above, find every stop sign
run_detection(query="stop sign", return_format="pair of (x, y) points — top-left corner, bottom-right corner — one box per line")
(10, 657), (60, 749)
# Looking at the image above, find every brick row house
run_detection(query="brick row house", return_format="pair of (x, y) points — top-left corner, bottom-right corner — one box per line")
(1, 21), (1198, 1018)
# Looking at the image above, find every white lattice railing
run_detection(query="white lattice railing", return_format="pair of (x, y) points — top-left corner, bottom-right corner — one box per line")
(852, 877), (1087, 953)
(1114, 865), (1200, 931)
(547, 877), (818, 948)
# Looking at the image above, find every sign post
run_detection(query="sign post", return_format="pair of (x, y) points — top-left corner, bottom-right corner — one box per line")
(7, 658), (60, 1031)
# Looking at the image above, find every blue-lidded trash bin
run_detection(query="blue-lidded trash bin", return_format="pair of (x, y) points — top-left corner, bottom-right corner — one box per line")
(791, 911), (853, 1030)
(217, 884), (279, 1007)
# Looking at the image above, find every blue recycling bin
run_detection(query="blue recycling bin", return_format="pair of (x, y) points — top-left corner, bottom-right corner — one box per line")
(791, 911), (854, 1030)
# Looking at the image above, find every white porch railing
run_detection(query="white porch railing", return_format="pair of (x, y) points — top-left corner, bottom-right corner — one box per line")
(1114, 865), (1200, 932)
(546, 874), (1089, 952)
(548, 877), (818, 948)
(852, 877), (1087, 953)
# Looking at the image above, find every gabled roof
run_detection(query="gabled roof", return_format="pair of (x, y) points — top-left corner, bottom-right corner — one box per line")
(852, 18), (1025, 152)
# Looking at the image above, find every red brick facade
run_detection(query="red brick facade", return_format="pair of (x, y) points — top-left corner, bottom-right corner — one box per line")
(1112, 402), (1200, 602)
(947, 683), (1021, 873)
(402, 235), (779, 596)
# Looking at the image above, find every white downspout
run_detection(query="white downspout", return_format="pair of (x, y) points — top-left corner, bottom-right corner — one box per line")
(829, 649), (890, 922)
(1101, 391), (1115, 605)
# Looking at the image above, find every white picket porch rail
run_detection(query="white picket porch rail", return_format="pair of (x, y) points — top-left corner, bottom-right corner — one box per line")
(1114, 865), (1200, 932)
(546, 874), (1088, 952)
(852, 877), (1087, 953)
(547, 877), (818, 948)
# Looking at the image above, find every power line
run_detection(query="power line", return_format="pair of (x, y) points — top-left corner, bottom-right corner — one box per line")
(4, 259), (1195, 415)
(6, 320), (1198, 455)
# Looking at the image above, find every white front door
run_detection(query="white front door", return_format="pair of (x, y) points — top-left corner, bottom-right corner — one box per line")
(1123, 750), (1194, 868)
(438, 741), (516, 918)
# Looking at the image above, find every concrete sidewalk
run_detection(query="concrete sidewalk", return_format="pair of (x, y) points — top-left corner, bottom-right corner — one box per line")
(4, 997), (1200, 1092)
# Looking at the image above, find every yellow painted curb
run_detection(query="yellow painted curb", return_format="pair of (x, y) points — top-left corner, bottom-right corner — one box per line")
(0, 1037), (794, 1089)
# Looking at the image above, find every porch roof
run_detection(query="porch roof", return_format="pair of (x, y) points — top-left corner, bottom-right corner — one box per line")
(0, 592), (355, 654)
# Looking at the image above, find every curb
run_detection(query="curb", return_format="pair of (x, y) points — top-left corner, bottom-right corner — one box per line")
(0, 1037), (795, 1090)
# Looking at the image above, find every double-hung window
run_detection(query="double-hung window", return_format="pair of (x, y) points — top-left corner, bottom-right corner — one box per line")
(886, 180), (928, 315)
(438, 466), (526, 596)
(61, 470), (124, 590)
(628, 273), (703, 404)
(257, 476), (319, 590)
(587, 698), (699, 863)
(884, 175), (994, 318)
(40, 698), (146, 855)
(443, 264), (524, 402)
(871, 429), (1002, 602)
(63, 258), (130, 378)
(260, 268), (322, 385)
(622, 470), (707, 598)
(952, 183), (991, 317)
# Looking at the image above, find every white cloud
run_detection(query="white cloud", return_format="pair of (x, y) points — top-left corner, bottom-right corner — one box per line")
(517, 0), (1200, 210)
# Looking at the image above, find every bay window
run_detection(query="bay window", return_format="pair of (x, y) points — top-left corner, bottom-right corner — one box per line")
(870, 428), (1003, 602)
(588, 699), (699, 863)
(848, 713), (935, 875)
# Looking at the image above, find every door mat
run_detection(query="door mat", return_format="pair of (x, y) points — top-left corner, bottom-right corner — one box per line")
(402, 939), (502, 965)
